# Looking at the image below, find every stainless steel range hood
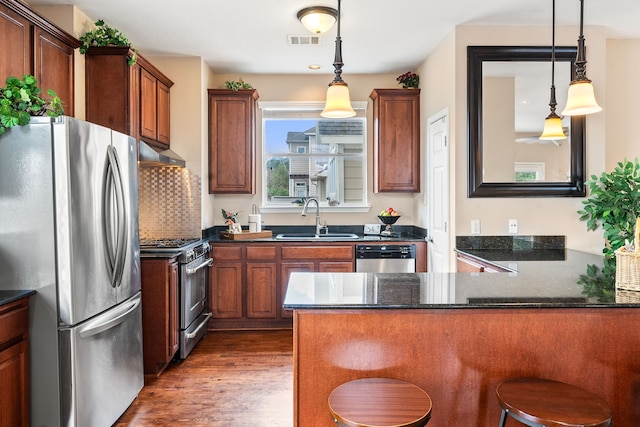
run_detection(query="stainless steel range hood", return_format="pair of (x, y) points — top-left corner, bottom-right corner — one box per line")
(139, 140), (186, 167)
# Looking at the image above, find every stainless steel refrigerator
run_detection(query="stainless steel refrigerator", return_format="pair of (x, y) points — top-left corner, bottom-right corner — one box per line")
(0, 116), (144, 426)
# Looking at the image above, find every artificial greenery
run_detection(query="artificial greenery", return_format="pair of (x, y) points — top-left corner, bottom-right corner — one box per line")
(576, 158), (640, 302)
(224, 79), (253, 91)
(578, 158), (640, 260)
(79, 19), (137, 66)
(0, 75), (63, 136)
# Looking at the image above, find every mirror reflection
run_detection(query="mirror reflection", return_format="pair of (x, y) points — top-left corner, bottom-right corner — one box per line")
(467, 46), (586, 197)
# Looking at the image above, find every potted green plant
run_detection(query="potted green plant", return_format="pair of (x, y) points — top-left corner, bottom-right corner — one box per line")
(576, 158), (640, 301)
(396, 71), (419, 89)
(224, 78), (253, 91)
(0, 75), (63, 136)
(79, 19), (137, 65)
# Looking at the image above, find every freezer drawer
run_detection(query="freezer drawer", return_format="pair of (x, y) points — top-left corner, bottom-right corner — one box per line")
(58, 292), (143, 427)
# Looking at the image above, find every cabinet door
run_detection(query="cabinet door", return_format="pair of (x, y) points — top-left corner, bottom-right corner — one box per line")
(246, 263), (277, 319)
(157, 81), (171, 145)
(34, 27), (75, 116)
(318, 262), (353, 272)
(208, 89), (259, 194)
(168, 260), (179, 359)
(140, 68), (157, 141)
(210, 262), (243, 318)
(281, 262), (314, 319)
(0, 341), (29, 427)
(0, 3), (31, 83)
(371, 89), (421, 192)
(456, 255), (484, 273)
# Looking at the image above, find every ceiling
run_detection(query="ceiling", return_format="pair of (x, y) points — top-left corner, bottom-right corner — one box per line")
(31, 0), (640, 75)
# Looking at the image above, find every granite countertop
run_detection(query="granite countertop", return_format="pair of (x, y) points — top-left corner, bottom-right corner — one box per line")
(283, 245), (630, 309)
(0, 290), (36, 307)
(204, 225), (427, 243)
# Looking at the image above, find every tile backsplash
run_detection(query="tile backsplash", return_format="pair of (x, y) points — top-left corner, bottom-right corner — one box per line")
(138, 167), (201, 239)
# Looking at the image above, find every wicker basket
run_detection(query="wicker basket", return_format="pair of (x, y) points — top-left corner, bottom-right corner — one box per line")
(616, 289), (640, 303)
(615, 247), (640, 291)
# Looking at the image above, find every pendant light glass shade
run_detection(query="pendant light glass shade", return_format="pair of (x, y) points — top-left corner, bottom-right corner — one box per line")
(320, 0), (355, 118)
(297, 7), (337, 34)
(321, 82), (356, 118)
(540, 116), (566, 140)
(560, 0), (602, 116)
(561, 80), (602, 115)
(540, 0), (567, 141)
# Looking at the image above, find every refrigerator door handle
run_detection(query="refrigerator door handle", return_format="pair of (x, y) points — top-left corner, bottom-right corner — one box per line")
(77, 294), (141, 339)
(103, 145), (128, 288)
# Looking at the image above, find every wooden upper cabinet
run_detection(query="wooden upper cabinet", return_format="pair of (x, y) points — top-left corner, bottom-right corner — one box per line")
(370, 88), (421, 192)
(0, 0), (80, 116)
(85, 47), (173, 148)
(208, 89), (259, 194)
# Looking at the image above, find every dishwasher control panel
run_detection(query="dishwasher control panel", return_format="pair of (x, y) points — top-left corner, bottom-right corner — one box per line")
(355, 244), (416, 259)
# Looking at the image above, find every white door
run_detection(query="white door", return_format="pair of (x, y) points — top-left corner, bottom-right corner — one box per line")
(427, 109), (450, 272)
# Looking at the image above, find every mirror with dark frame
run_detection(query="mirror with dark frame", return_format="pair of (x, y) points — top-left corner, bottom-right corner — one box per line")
(467, 45), (586, 197)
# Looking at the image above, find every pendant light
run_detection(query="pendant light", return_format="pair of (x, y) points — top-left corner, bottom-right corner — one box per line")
(320, 0), (356, 118)
(297, 6), (337, 34)
(540, 0), (567, 140)
(561, 0), (602, 116)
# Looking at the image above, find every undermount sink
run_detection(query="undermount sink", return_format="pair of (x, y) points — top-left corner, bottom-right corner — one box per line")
(275, 233), (360, 240)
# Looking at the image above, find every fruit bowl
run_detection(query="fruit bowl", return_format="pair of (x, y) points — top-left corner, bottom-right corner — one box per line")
(378, 215), (400, 225)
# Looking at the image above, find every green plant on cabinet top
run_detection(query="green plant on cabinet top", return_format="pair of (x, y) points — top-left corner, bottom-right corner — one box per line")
(79, 19), (137, 65)
(0, 75), (63, 136)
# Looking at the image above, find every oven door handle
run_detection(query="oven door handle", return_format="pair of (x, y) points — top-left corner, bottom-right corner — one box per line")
(186, 312), (212, 339)
(186, 257), (213, 275)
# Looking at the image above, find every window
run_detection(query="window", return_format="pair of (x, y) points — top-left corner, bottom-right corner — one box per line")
(260, 102), (367, 210)
(515, 162), (545, 181)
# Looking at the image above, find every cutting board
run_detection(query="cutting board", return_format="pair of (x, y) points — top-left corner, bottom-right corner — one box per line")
(219, 230), (273, 240)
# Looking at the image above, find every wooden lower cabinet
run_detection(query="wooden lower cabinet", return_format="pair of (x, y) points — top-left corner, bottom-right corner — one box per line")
(456, 252), (510, 273)
(209, 243), (355, 329)
(0, 296), (30, 427)
(141, 257), (179, 376)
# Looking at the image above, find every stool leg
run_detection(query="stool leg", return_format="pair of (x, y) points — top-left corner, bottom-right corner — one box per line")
(498, 409), (508, 427)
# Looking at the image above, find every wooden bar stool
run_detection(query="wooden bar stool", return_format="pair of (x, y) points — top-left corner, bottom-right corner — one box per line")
(496, 378), (612, 427)
(328, 378), (432, 427)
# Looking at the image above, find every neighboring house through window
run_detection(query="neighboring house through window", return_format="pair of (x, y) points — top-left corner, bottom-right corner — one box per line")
(260, 102), (367, 210)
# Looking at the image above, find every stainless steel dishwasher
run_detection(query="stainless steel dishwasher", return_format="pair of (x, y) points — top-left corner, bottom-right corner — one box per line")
(355, 244), (416, 272)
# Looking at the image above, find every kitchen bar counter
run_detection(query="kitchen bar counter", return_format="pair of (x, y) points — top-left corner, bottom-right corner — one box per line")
(285, 253), (640, 426)
(284, 250), (629, 308)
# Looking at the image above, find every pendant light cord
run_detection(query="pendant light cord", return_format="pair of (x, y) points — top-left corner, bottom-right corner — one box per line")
(331, 0), (345, 84)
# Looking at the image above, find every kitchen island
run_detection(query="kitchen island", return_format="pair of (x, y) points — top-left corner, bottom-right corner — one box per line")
(283, 249), (640, 426)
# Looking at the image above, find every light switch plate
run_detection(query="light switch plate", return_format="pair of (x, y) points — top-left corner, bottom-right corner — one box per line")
(364, 224), (381, 234)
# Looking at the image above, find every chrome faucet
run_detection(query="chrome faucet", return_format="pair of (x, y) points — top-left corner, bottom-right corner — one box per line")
(301, 198), (327, 235)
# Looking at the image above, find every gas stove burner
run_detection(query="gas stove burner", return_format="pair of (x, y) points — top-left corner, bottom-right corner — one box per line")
(140, 238), (201, 249)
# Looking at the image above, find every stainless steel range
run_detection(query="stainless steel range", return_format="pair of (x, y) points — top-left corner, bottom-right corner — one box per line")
(140, 238), (212, 359)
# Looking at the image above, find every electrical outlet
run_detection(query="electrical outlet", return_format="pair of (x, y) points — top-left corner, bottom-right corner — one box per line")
(364, 224), (381, 235)
(471, 219), (481, 235)
(508, 219), (518, 234)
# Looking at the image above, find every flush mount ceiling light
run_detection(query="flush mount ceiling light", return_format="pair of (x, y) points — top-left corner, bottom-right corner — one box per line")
(297, 6), (338, 34)
(320, 0), (356, 118)
(561, 0), (602, 116)
(540, 0), (567, 141)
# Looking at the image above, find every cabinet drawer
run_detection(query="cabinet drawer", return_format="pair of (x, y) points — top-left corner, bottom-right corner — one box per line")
(246, 246), (276, 261)
(211, 245), (243, 261)
(281, 245), (353, 260)
(0, 299), (28, 347)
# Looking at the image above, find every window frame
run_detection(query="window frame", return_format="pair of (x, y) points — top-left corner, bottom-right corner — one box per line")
(259, 101), (370, 213)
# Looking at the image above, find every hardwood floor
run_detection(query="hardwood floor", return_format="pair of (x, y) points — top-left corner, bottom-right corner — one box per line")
(115, 330), (294, 426)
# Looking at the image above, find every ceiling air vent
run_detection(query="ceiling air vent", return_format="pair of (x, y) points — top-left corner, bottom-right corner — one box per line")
(288, 34), (321, 46)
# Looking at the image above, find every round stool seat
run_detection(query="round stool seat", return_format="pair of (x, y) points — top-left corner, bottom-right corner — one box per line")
(328, 378), (432, 427)
(496, 378), (612, 427)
